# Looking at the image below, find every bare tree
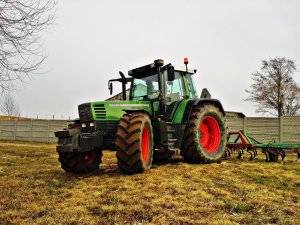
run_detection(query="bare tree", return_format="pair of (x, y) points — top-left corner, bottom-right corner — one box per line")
(0, 93), (20, 117)
(245, 57), (300, 117)
(0, 0), (55, 92)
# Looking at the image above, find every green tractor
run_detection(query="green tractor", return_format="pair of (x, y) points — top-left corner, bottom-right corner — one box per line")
(55, 59), (227, 174)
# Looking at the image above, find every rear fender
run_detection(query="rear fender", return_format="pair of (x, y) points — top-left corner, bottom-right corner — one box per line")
(182, 99), (225, 123)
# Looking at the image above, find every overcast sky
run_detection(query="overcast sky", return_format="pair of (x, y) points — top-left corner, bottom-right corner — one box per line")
(14, 0), (300, 119)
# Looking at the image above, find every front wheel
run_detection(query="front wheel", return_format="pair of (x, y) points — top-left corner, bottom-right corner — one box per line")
(58, 149), (102, 173)
(181, 104), (227, 163)
(116, 113), (154, 174)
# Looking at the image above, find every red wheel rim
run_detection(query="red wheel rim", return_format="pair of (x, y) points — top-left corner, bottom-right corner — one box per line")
(199, 116), (221, 153)
(141, 127), (150, 163)
(84, 151), (96, 164)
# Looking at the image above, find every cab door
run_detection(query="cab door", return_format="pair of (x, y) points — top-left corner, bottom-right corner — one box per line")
(163, 72), (186, 121)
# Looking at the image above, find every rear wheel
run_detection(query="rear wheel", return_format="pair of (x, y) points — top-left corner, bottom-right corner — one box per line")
(181, 104), (226, 163)
(58, 149), (102, 173)
(116, 113), (153, 174)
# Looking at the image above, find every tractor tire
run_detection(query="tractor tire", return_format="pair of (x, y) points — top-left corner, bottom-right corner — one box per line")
(181, 104), (227, 163)
(58, 149), (102, 173)
(116, 113), (154, 174)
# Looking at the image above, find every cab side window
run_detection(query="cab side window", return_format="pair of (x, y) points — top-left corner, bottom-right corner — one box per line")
(164, 72), (185, 105)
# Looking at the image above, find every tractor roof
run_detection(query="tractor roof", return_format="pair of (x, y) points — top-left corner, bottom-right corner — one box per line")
(128, 59), (164, 79)
(174, 66), (197, 74)
(128, 59), (196, 79)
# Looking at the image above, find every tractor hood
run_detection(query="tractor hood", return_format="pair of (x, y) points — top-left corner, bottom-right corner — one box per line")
(90, 101), (152, 121)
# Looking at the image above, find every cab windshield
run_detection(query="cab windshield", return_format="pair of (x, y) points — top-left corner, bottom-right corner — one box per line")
(130, 74), (159, 101)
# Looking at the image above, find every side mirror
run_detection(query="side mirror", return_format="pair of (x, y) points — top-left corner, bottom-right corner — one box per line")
(167, 66), (175, 81)
(108, 82), (113, 95)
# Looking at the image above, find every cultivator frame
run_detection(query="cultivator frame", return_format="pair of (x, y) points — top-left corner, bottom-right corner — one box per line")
(225, 130), (300, 163)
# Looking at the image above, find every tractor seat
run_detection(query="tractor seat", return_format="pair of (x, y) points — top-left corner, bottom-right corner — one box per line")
(165, 93), (180, 105)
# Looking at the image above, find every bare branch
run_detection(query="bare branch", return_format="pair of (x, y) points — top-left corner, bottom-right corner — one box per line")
(0, 0), (56, 92)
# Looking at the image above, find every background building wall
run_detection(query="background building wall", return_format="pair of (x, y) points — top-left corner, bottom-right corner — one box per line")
(226, 116), (300, 143)
(0, 120), (67, 143)
(0, 117), (299, 143)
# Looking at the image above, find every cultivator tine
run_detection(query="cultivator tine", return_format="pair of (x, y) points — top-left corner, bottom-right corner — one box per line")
(295, 149), (300, 163)
(223, 148), (229, 158)
(253, 148), (258, 158)
(224, 148), (232, 158)
(246, 148), (252, 160)
(278, 149), (285, 164)
(237, 148), (243, 159)
(236, 148), (241, 159)
(264, 150), (270, 162)
(247, 148), (256, 160)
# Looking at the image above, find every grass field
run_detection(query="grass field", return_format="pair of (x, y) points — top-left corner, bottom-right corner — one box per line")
(0, 141), (299, 225)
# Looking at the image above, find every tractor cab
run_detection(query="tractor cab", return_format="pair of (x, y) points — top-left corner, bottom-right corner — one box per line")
(127, 59), (199, 120)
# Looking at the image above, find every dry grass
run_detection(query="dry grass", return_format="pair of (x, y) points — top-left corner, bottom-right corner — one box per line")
(0, 142), (299, 225)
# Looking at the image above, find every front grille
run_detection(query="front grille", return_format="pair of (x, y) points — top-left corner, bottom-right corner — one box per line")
(93, 104), (106, 119)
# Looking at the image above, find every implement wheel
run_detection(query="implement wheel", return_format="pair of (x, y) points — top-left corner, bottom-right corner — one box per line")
(181, 104), (226, 163)
(266, 149), (279, 162)
(58, 149), (102, 173)
(116, 113), (153, 174)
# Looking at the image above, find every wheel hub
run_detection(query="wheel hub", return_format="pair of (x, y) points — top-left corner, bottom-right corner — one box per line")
(84, 152), (96, 165)
(141, 127), (150, 163)
(199, 116), (221, 153)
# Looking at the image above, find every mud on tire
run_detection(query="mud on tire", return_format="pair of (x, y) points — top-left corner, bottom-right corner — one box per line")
(181, 104), (227, 163)
(116, 113), (154, 174)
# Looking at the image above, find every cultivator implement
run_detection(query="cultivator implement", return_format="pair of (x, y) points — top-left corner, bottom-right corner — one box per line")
(225, 130), (300, 163)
